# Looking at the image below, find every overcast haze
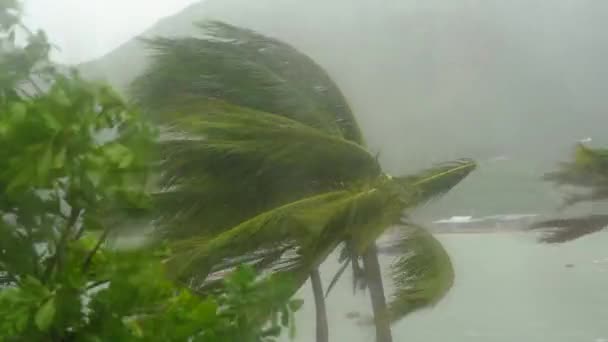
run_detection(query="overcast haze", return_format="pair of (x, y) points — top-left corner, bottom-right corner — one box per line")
(23, 0), (201, 63)
(39, 0), (608, 218)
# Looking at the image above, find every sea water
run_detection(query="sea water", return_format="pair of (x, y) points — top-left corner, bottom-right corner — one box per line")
(286, 232), (608, 342)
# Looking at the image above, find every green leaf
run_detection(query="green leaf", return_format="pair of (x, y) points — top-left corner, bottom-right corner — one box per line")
(132, 21), (365, 143)
(396, 159), (476, 207)
(10, 102), (26, 121)
(118, 152), (134, 169)
(0, 121), (9, 137)
(6, 168), (32, 193)
(35, 296), (56, 331)
(42, 112), (62, 132)
(103, 143), (131, 166)
(83, 213), (104, 232)
(51, 88), (71, 107)
(193, 299), (218, 322)
(53, 146), (66, 169)
(261, 326), (281, 337)
(280, 307), (289, 327)
(287, 299), (303, 312)
(387, 224), (455, 323)
(37, 144), (53, 181)
(15, 310), (29, 331)
(86, 169), (102, 187)
(21, 276), (48, 297)
(123, 317), (144, 338)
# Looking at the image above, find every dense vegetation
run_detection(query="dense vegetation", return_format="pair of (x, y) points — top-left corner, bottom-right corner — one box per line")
(0, 2), (474, 341)
(5, 1), (608, 341)
(0, 2), (298, 341)
(131, 22), (475, 342)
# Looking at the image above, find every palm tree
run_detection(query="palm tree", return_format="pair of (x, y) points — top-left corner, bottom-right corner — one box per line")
(131, 22), (476, 342)
(531, 143), (608, 243)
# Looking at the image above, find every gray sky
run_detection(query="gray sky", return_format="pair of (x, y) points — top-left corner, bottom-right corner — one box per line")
(23, 0), (200, 64)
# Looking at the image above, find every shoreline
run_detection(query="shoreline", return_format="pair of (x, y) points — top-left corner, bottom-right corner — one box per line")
(431, 228), (528, 235)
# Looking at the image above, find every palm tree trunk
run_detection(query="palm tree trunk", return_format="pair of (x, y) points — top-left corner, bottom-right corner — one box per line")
(310, 269), (329, 342)
(362, 243), (393, 342)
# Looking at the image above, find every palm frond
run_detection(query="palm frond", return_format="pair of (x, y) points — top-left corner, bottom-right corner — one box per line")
(155, 108), (380, 238)
(131, 21), (364, 144)
(529, 215), (608, 243)
(166, 190), (349, 279)
(325, 243), (366, 297)
(560, 188), (608, 208)
(167, 181), (406, 287)
(325, 158), (476, 298)
(324, 259), (350, 298)
(396, 159), (476, 207)
(386, 224), (454, 323)
(544, 144), (608, 189)
(197, 21), (364, 144)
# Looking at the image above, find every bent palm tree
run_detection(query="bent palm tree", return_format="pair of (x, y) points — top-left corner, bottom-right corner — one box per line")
(132, 21), (476, 342)
(531, 143), (608, 243)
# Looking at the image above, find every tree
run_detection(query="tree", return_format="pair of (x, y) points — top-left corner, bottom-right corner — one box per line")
(531, 143), (608, 243)
(0, 3), (299, 340)
(131, 21), (475, 342)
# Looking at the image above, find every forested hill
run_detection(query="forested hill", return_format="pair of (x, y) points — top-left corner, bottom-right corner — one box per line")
(78, 0), (608, 218)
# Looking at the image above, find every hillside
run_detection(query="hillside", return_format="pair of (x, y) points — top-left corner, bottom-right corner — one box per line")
(78, 0), (608, 219)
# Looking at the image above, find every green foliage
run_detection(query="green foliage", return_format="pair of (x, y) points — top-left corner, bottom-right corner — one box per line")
(169, 160), (475, 322)
(131, 21), (364, 144)
(132, 20), (476, 335)
(156, 102), (380, 238)
(532, 144), (608, 243)
(396, 159), (477, 206)
(0, 0), (53, 103)
(0, 248), (298, 341)
(0, 6), (298, 341)
(386, 224), (454, 322)
(544, 144), (608, 190)
(168, 187), (394, 279)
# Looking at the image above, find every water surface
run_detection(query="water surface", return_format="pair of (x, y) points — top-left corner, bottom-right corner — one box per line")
(287, 232), (608, 342)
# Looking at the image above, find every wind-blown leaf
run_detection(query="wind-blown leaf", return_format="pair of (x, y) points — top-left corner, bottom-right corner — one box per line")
(168, 182), (404, 288)
(167, 190), (348, 279)
(197, 21), (364, 144)
(529, 215), (608, 243)
(396, 159), (476, 206)
(155, 107), (380, 238)
(35, 296), (56, 331)
(348, 159), (477, 252)
(129, 20), (479, 335)
(324, 259), (350, 298)
(544, 144), (608, 189)
(325, 241), (366, 296)
(131, 21), (364, 144)
(386, 224), (454, 323)
(159, 105), (378, 187)
(535, 144), (608, 242)
(324, 160), (475, 296)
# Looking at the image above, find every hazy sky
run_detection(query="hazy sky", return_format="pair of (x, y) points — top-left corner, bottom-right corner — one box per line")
(23, 0), (201, 64)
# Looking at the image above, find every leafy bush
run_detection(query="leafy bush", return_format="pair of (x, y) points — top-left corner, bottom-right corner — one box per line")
(0, 2), (299, 341)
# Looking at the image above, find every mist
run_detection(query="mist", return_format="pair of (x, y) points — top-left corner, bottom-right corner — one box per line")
(81, 0), (608, 217)
(7, 2), (608, 341)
